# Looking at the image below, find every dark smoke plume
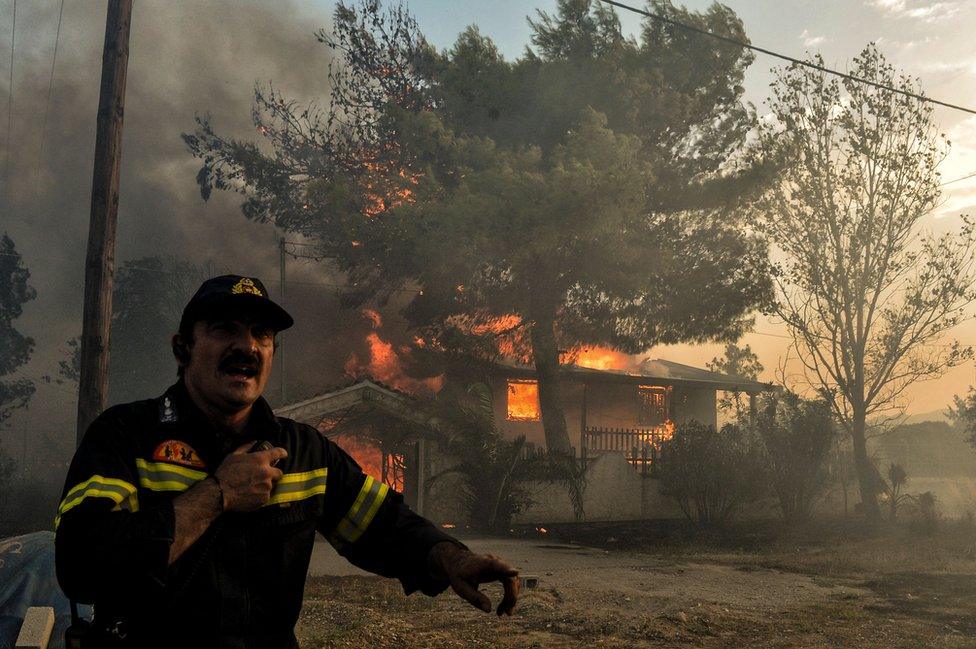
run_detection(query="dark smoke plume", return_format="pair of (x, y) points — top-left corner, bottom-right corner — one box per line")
(0, 1), (372, 466)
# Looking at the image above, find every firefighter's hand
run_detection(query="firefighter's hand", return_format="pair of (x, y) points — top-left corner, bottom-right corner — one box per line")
(214, 441), (288, 511)
(429, 542), (519, 616)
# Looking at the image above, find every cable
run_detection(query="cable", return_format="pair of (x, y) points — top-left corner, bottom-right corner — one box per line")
(941, 170), (976, 187)
(3, 0), (15, 208)
(37, 0), (65, 169)
(596, 0), (976, 117)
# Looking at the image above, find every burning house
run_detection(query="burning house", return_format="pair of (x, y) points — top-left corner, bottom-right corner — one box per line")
(276, 358), (772, 525)
(484, 358), (773, 522)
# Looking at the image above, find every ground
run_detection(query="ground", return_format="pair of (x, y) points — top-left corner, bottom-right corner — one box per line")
(298, 519), (976, 648)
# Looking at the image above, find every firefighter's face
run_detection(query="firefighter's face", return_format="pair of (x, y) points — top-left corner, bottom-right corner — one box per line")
(181, 316), (275, 412)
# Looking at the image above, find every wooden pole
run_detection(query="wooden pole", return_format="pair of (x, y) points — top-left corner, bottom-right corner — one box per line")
(76, 0), (133, 446)
(279, 236), (286, 404)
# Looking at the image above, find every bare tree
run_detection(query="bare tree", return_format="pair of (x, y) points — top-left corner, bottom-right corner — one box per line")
(759, 45), (976, 520)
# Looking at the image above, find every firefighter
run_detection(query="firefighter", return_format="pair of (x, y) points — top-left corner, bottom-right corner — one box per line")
(55, 275), (518, 647)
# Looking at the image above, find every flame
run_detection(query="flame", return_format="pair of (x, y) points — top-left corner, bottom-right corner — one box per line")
(361, 160), (420, 218)
(363, 308), (383, 328)
(573, 347), (636, 371)
(331, 433), (404, 492)
(443, 313), (525, 359)
(441, 522), (456, 529)
(663, 419), (675, 441)
(507, 379), (541, 421)
(344, 310), (443, 395)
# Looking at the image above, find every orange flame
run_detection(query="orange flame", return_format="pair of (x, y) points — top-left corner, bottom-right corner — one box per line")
(444, 313), (525, 358)
(361, 160), (420, 218)
(331, 433), (404, 492)
(507, 379), (540, 421)
(344, 309), (443, 395)
(573, 347), (636, 371)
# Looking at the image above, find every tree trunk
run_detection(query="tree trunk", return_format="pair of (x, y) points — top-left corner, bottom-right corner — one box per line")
(851, 412), (880, 520)
(529, 316), (573, 455)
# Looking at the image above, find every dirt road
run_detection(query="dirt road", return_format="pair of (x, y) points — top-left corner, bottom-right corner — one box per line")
(308, 536), (867, 611)
(299, 533), (974, 648)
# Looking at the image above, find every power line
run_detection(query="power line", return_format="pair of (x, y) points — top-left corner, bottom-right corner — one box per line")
(3, 0), (15, 208)
(941, 170), (976, 187)
(597, 0), (976, 117)
(37, 0), (65, 169)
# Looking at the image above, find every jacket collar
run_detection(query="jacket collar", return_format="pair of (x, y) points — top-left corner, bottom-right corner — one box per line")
(161, 381), (282, 449)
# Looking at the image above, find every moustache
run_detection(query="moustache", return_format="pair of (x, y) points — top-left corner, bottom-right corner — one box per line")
(218, 351), (263, 375)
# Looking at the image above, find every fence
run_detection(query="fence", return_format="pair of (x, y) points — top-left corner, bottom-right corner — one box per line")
(581, 426), (670, 476)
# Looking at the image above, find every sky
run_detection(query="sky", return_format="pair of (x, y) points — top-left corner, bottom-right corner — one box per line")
(2, 0), (976, 469)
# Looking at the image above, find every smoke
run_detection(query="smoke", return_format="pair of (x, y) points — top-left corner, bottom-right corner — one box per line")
(0, 1), (374, 466)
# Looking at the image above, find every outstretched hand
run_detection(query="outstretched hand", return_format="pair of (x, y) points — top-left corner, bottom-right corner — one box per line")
(429, 542), (519, 616)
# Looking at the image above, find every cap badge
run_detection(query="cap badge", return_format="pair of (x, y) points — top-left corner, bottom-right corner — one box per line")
(231, 277), (263, 297)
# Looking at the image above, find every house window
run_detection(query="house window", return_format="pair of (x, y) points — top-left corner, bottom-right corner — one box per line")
(507, 379), (541, 421)
(637, 385), (670, 426)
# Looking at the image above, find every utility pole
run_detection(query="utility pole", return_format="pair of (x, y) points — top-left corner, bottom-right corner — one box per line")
(76, 0), (133, 446)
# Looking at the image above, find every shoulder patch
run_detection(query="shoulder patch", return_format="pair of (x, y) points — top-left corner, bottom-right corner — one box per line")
(152, 439), (205, 468)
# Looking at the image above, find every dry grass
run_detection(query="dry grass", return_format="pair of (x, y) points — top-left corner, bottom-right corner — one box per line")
(297, 518), (976, 648)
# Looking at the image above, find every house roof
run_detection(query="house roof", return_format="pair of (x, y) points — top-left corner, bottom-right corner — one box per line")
(275, 378), (431, 426)
(494, 358), (773, 393)
(277, 358), (773, 420)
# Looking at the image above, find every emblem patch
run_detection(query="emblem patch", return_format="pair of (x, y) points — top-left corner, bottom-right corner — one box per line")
(159, 396), (177, 423)
(153, 440), (205, 468)
(231, 277), (263, 297)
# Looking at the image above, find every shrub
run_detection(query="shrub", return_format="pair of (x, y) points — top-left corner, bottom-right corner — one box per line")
(908, 491), (940, 535)
(881, 462), (912, 521)
(753, 392), (836, 522)
(657, 420), (766, 527)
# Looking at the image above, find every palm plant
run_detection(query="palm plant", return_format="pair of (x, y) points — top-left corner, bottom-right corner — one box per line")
(426, 383), (549, 533)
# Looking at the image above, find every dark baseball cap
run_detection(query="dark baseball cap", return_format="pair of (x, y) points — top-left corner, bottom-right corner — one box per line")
(179, 275), (294, 333)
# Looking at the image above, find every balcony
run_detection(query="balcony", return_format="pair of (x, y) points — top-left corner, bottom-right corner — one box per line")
(581, 425), (672, 476)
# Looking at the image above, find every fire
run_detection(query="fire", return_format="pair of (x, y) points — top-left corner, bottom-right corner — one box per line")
(507, 379), (540, 421)
(361, 160), (419, 218)
(363, 308), (382, 328)
(663, 419), (675, 441)
(441, 522), (456, 529)
(344, 309), (443, 395)
(470, 314), (521, 335)
(331, 433), (405, 492)
(444, 313), (525, 359)
(573, 347), (636, 371)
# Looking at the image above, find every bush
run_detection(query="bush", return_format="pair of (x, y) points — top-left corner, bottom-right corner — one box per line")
(908, 491), (940, 535)
(753, 392), (836, 522)
(881, 462), (912, 521)
(657, 420), (766, 528)
(426, 383), (548, 533)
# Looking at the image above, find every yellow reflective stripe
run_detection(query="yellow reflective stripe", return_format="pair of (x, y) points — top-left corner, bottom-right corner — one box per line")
(140, 478), (196, 492)
(136, 458), (207, 492)
(265, 468), (327, 506)
(54, 475), (138, 530)
(136, 458), (208, 480)
(113, 490), (140, 515)
(277, 468), (327, 485)
(62, 475), (135, 503)
(335, 476), (389, 543)
(266, 483), (327, 506)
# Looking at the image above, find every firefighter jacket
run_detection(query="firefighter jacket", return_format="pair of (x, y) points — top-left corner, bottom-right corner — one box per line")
(54, 381), (459, 648)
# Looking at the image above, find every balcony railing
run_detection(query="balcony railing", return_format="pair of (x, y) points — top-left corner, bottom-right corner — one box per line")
(581, 426), (671, 476)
